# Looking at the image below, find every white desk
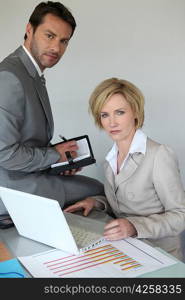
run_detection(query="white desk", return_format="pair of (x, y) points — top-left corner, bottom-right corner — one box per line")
(1, 221), (185, 278)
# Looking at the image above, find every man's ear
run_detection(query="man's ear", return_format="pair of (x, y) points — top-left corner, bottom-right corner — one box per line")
(25, 23), (33, 39)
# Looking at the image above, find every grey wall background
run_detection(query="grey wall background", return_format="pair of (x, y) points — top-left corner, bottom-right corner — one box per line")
(1, 0), (185, 186)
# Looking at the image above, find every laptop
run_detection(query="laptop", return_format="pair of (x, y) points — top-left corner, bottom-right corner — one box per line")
(0, 187), (105, 255)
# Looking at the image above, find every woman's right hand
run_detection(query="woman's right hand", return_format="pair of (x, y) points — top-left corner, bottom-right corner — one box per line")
(64, 197), (97, 216)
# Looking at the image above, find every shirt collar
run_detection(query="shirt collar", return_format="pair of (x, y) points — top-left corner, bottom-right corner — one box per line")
(105, 129), (147, 173)
(22, 45), (43, 76)
(105, 143), (118, 173)
(129, 129), (147, 155)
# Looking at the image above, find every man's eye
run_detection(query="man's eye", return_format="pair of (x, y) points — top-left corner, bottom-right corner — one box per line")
(61, 40), (69, 46)
(46, 34), (53, 39)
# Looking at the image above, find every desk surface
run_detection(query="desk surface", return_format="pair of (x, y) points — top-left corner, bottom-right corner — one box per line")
(1, 225), (185, 278)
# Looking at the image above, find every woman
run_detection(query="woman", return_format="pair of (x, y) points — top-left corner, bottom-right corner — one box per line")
(65, 77), (185, 260)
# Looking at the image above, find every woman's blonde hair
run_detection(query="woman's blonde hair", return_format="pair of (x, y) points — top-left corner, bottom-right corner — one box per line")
(89, 77), (145, 129)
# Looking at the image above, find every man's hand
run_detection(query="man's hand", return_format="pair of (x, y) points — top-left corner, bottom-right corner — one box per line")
(54, 140), (80, 175)
(54, 140), (78, 161)
(60, 167), (82, 176)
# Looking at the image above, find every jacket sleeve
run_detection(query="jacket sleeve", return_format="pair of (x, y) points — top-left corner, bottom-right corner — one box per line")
(90, 195), (112, 213)
(0, 71), (60, 172)
(126, 145), (185, 239)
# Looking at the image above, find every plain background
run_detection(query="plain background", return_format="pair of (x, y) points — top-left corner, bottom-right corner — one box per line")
(1, 0), (185, 186)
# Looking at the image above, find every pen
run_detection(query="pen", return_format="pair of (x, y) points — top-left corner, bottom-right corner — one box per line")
(59, 134), (67, 142)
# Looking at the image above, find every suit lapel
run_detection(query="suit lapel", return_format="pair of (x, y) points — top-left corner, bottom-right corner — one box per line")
(104, 154), (143, 191)
(15, 46), (54, 139)
(104, 162), (116, 190)
(34, 76), (54, 139)
(115, 153), (144, 188)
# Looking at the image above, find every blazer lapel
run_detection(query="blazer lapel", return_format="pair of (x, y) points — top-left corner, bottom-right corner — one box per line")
(104, 162), (116, 191)
(16, 46), (54, 139)
(115, 153), (144, 188)
(34, 76), (54, 139)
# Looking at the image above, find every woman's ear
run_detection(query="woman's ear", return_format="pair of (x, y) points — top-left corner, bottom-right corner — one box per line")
(134, 115), (138, 128)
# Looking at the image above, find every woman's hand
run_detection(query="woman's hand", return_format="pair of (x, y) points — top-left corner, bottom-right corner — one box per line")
(64, 197), (97, 216)
(103, 218), (137, 240)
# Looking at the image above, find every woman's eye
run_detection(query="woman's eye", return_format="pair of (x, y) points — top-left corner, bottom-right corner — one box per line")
(116, 110), (124, 115)
(100, 113), (108, 118)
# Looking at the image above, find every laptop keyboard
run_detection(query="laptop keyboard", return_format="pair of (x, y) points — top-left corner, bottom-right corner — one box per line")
(70, 226), (101, 248)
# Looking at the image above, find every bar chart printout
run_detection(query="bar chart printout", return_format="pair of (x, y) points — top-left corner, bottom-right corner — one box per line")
(18, 238), (176, 277)
(44, 243), (142, 277)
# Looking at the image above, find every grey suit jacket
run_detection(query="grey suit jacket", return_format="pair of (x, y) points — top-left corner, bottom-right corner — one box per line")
(0, 47), (104, 208)
(0, 46), (68, 201)
(96, 138), (185, 259)
(0, 46), (105, 211)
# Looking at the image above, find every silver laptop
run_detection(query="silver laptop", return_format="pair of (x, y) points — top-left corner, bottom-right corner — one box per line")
(0, 187), (105, 255)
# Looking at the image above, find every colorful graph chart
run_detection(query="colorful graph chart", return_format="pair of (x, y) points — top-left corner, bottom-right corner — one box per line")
(43, 243), (142, 277)
(18, 238), (176, 277)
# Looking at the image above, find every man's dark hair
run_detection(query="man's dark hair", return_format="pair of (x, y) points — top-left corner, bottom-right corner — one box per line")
(24, 1), (76, 40)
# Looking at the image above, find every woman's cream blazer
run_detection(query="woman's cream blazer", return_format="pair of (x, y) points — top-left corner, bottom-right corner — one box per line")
(97, 138), (185, 260)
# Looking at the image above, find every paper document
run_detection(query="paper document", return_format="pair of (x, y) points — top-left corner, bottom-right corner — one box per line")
(18, 238), (177, 278)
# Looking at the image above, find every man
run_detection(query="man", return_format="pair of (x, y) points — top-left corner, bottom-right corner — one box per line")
(0, 1), (104, 209)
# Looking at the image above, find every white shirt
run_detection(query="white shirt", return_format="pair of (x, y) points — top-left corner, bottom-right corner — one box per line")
(22, 45), (43, 76)
(105, 129), (147, 175)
